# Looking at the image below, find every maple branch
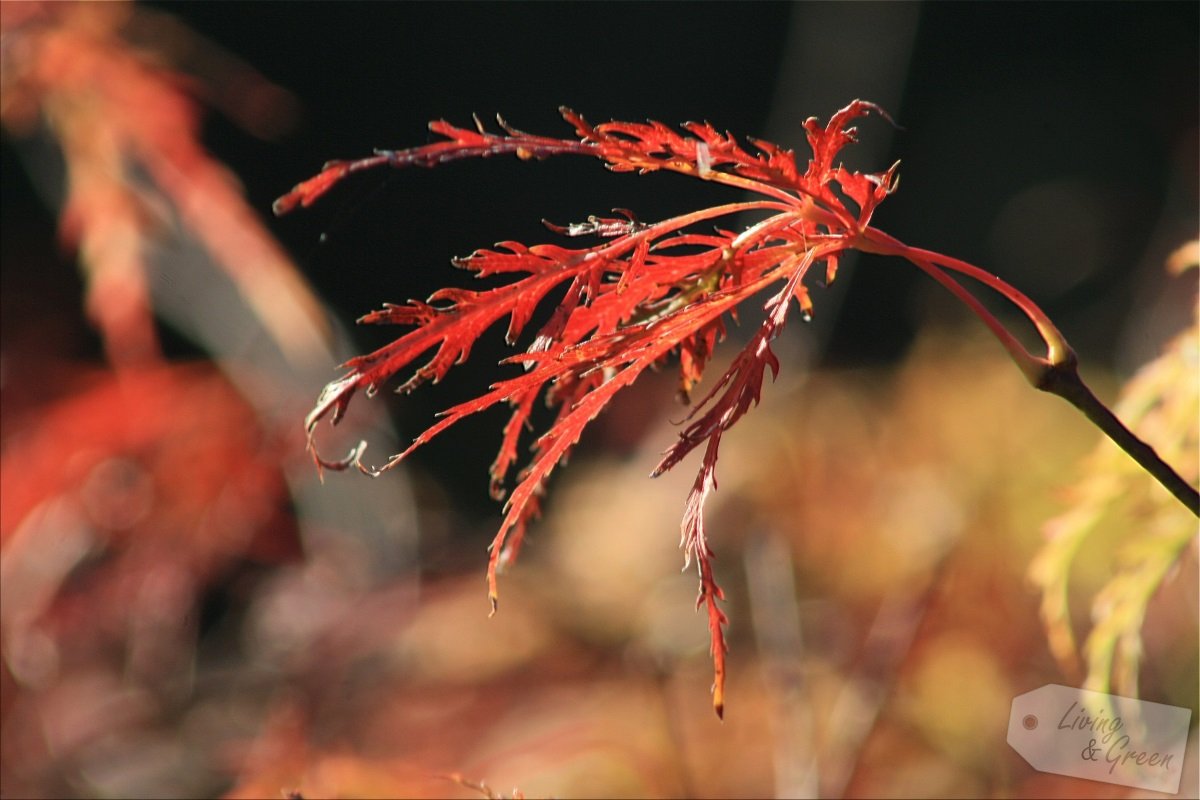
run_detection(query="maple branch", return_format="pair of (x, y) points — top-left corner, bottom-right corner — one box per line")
(276, 101), (1198, 721)
(859, 227), (1199, 517)
(1035, 361), (1200, 516)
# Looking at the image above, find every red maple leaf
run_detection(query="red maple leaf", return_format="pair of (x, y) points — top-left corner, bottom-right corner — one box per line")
(277, 102), (1196, 717)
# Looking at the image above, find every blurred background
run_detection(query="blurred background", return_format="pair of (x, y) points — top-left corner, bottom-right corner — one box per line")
(1, 2), (1196, 798)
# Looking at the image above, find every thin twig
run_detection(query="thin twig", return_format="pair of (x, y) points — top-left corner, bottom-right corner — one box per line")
(1036, 361), (1200, 516)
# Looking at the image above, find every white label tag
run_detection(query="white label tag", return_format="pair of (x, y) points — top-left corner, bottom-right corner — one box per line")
(1007, 684), (1191, 794)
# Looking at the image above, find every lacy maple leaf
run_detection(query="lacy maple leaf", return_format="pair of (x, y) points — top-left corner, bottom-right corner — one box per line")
(277, 102), (1194, 717)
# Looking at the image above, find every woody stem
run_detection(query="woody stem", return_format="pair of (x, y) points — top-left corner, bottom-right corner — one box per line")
(1035, 360), (1199, 515)
(856, 227), (1199, 517)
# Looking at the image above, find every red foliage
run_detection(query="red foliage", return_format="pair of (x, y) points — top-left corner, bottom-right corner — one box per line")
(1, 363), (300, 627)
(277, 103), (1074, 717)
(0, 364), (300, 792)
(1, 1), (322, 369)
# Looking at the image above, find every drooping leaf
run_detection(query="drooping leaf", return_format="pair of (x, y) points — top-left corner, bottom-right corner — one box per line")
(279, 103), (905, 716)
(276, 102), (1197, 716)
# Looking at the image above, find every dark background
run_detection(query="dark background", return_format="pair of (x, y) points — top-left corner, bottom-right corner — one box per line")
(1, 7), (1197, 797)
(188, 1), (1197, 355)
(3, 1), (1198, 517)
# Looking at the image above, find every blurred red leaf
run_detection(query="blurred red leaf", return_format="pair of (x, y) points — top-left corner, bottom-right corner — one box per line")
(1, 364), (299, 672)
(1, 1), (326, 368)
